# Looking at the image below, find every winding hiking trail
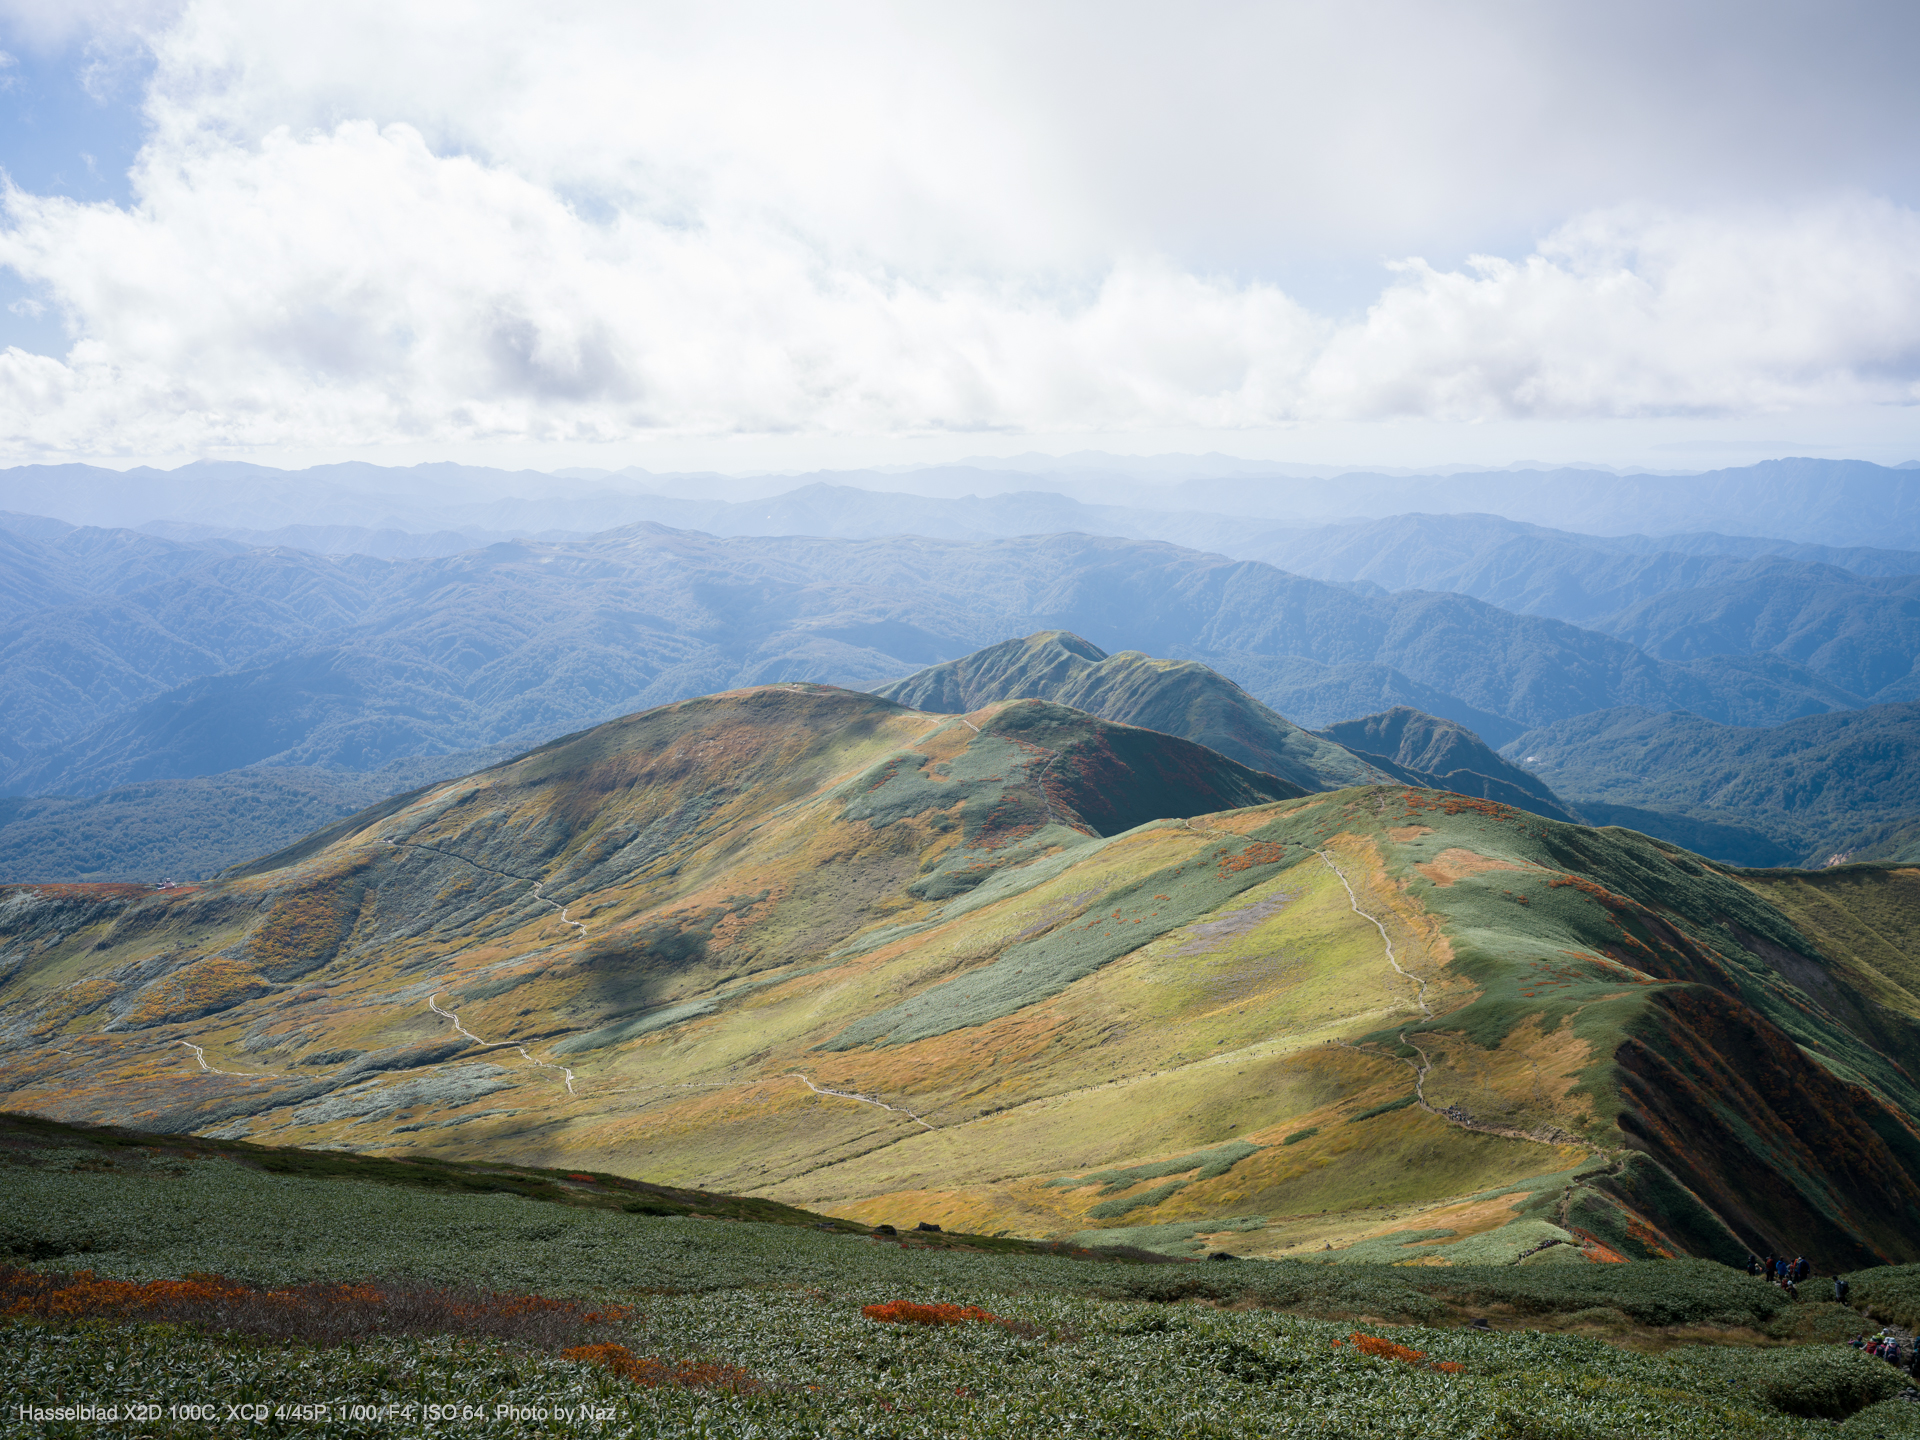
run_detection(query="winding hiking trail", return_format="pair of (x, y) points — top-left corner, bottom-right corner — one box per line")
(1333, 1030), (1597, 1155)
(373, 833), (587, 1094)
(1316, 849), (1431, 1018)
(384, 837), (587, 939)
(782, 1072), (937, 1132)
(177, 1039), (275, 1080)
(529, 880), (588, 939)
(428, 993), (578, 1095)
(1315, 848), (1596, 1156)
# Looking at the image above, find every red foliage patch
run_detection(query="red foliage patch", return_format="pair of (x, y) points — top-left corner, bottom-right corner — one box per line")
(0, 882), (154, 902)
(863, 1301), (1005, 1327)
(1218, 841), (1288, 875)
(0, 1266), (629, 1348)
(1563, 1229), (1630, 1263)
(1402, 793), (1518, 821)
(1337, 1330), (1465, 1374)
(1348, 1331), (1426, 1363)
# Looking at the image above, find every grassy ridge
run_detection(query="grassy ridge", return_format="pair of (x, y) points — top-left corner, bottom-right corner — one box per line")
(0, 1112), (1180, 1264)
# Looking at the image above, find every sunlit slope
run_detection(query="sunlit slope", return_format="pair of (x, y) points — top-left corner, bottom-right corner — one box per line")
(2, 683), (1917, 1272)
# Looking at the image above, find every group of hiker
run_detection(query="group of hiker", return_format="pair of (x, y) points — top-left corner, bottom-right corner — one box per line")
(1852, 1330), (1916, 1372)
(1745, 1253), (1812, 1296)
(1745, 1255), (1920, 1373)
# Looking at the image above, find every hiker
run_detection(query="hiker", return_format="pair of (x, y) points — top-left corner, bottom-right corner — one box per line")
(1835, 1275), (1851, 1305)
(1794, 1256), (1810, 1283)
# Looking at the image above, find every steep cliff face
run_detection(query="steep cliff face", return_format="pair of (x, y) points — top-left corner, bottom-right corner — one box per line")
(2, 682), (1916, 1267)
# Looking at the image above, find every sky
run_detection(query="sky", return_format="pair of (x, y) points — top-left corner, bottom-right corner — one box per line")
(2, 0), (1920, 474)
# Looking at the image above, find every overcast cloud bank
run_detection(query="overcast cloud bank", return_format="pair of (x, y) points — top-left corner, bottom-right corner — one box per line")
(2, 1), (1919, 460)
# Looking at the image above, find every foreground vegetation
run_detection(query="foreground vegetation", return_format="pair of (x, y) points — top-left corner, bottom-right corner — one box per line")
(6, 1116), (1920, 1438)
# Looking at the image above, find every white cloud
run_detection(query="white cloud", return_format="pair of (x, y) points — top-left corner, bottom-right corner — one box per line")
(1309, 202), (1920, 420)
(1, 0), (1919, 460)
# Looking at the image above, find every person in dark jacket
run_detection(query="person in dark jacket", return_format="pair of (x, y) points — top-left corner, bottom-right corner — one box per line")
(1835, 1275), (1851, 1304)
(1794, 1256), (1810, 1282)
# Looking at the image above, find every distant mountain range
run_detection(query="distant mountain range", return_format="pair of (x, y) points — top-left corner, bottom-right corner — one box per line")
(0, 749), (517, 883)
(1252, 514), (1920, 703)
(4, 461), (1919, 879)
(4, 455), (1919, 547)
(1505, 701), (1920, 868)
(0, 630), (1579, 882)
(0, 522), (1861, 802)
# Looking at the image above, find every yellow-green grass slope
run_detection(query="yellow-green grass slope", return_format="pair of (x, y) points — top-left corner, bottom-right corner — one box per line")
(1, 683), (1916, 1273)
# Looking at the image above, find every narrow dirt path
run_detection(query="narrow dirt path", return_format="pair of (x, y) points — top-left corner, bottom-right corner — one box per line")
(384, 837), (586, 939)
(429, 992), (578, 1095)
(530, 880), (589, 938)
(367, 834), (587, 1094)
(781, 1071), (937, 1131)
(1336, 1032), (1602, 1155)
(1317, 849), (1431, 1018)
(1314, 853), (1602, 1157)
(177, 1039), (276, 1080)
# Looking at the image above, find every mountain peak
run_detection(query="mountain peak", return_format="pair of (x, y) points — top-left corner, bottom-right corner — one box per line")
(1314, 707), (1577, 822)
(876, 632), (1374, 793)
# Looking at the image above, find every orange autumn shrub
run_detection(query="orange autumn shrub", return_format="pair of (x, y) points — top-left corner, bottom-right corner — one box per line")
(562, 1343), (759, 1392)
(1339, 1331), (1467, 1375)
(0, 1265), (627, 1349)
(1349, 1332), (1428, 1364)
